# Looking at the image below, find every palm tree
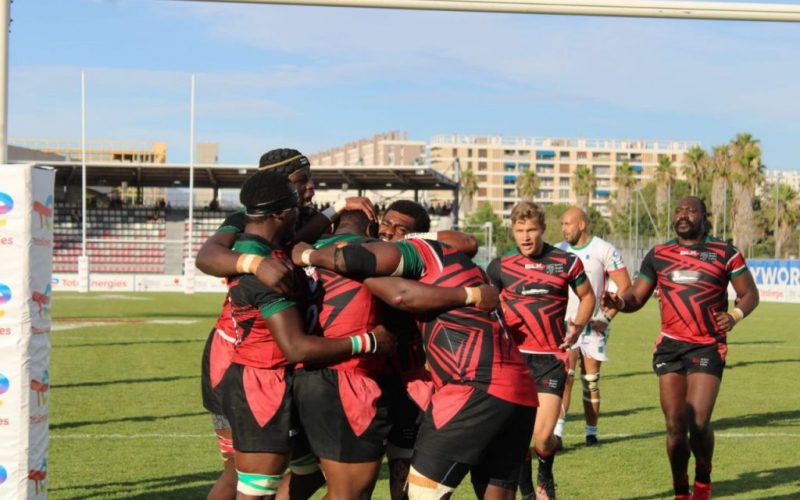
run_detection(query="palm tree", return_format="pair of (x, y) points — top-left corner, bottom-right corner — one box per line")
(614, 160), (636, 210)
(729, 133), (764, 254)
(655, 155), (676, 233)
(516, 168), (540, 202)
(709, 145), (731, 237)
(459, 164), (479, 217)
(683, 145), (707, 196)
(771, 183), (799, 259)
(572, 166), (595, 210)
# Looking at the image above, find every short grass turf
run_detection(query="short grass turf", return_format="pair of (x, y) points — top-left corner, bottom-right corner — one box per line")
(47, 292), (800, 499)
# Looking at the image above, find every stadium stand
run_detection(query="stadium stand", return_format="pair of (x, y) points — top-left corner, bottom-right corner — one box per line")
(54, 203), (168, 274)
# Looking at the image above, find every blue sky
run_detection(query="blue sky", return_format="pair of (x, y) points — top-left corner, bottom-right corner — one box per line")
(9, 0), (800, 170)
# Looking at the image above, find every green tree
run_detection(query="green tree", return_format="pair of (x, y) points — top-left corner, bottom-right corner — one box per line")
(729, 133), (764, 255)
(572, 166), (594, 211)
(709, 145), (731, 238)
(465, 202), (513, 262)
(655, 155), (676, 236)
(683, 145), (707, 196)
(769, 184), (799, 259)
(516, 168), (540, 202)
(614, 160), (636, 210)
(459, 164), (479, 218)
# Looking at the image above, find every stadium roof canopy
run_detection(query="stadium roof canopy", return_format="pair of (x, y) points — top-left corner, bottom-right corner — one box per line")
(37, 161), (458, 192)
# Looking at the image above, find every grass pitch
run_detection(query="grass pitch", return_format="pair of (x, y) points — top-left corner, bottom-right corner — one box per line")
(48, 292), (800, 499)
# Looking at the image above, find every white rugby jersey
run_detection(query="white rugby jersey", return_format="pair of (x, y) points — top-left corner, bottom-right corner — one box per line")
(556, 236), (627, 320)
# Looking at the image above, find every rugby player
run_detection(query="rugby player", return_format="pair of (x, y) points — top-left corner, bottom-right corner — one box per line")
(376, 200), (479, 500)
(602, 196), (759, 500)
(486, 202), (595, 500)
(292, 222), (536, 500)
(197, 149), (374, 499)
(218, 171), (395, 500)
(556, 207), (631, 447)
(294, 208), (489, 499)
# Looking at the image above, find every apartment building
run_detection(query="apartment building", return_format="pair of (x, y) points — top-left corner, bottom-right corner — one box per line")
(428, 135), (698, 217)
(310, 130), (426, 167)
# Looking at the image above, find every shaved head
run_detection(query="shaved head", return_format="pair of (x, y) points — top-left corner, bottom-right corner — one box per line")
(561, 206), (589, 246)
(562, 207), (588, 225)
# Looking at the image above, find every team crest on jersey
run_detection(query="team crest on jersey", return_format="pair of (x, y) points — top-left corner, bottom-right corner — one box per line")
(546, 263), (564, 274)
(699, 251), (718, 263)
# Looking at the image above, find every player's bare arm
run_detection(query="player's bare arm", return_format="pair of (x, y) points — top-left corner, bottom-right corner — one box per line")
(562, 280), (595, 349)
(363, 277), (499, 313)
(266, 308), (396, 364)
(195, 232), (296, 296)
(603, 269), (633, 319)
(714, 269), (759, 333)
(601, 276), (655, 314)
(433, 230), (479, 257)
(291, 240), (403, 278)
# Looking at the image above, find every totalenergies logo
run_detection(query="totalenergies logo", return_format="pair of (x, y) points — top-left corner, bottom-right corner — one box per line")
(32, 194), (53, 231)
(31, 369), (49, 407)
(0, 192), (13, 227)
(0, 282), (10, 318)
(28, 458), (47, 495)
(31, 284), (51, 320)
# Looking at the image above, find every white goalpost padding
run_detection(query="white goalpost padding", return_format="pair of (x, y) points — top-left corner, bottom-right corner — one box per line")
(0, 164), (54, 499)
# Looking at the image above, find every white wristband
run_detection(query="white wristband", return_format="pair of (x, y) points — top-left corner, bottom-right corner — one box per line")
(404, 232), (438, 240)
(321, 206), (336, 220)
(301, 249), (314, 266)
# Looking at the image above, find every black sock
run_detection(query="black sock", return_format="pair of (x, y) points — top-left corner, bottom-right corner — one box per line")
(535, 448), (555, 483)
(674, 476), (690, 496)
(519, 453), (534, 496)
(695, 465), (712, 484)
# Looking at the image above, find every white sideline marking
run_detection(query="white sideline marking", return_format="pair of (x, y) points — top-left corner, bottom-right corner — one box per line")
(50, 432), (800, 440)
(52, 433), (210, 440)
(604, 432), (800, 438)
(57, 294), (154, 301)
(53, 319), (199, 331)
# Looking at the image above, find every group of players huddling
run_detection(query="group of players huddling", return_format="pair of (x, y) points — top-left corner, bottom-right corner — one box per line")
(196, 148), (759, 500)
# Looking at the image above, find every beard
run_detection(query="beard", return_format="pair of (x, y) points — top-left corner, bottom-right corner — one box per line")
(674, 220), (703, 240)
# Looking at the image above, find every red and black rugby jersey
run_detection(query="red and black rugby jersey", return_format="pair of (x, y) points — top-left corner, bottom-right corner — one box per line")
(639, 237), (747, 344)
(305, 233), (384, 374)
(396, 239), (537, 408)
(228, 234), (297, 369)
(487, 244), (587, 354)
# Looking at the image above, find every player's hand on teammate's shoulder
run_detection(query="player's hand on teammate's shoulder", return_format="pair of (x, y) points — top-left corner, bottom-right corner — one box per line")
(291, 241), (314, 267)
(343, 197), (377, 221)
(371, 325), (397, 355)
(254, 258), (296, 296)
(474, 284), (500, 311)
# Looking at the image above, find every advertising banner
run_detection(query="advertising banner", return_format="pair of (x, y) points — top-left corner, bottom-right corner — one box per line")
(747, 259), (800, 303)
(0, 164), (54, 499)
